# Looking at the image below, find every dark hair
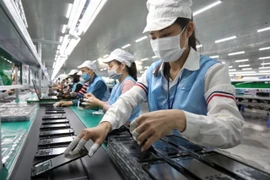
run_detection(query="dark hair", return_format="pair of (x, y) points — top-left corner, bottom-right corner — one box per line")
(154, 17), (199, 77)
(73, 73), (80, 83)
(116, 61), (137, 81)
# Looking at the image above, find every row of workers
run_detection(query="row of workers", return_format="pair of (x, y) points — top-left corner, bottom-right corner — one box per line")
(59, 0), (244, 157)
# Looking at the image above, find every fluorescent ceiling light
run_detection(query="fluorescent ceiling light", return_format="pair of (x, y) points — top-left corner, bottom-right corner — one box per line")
(59, 35), (69, 54)
(259, 46), (270, 51)
(235, 59), (249, 63)
(221, 62), (226, 64)
(229, 71), (256, 74)
(259, 66), (270, 69)
(152, 56), (159, 59)
(67, 0), (86, 30)
(122, 44), (131, 49)
(210, 55), (219, 58)
(53, 62), (56, 68)
(229, 66), (233, 68)
(229, 69), (236, 71)
(59, 36), (63, 42)
(259, 70), (270, 73)
(261, 63), (270, 66)
(57, 45), (60, 49)
(228, 51), (245, 56)
(65, 3), (73, 18)
(257, 26), (270, 33)
(103, 54), (109, 58)
(93, 60), (97, 63)
(193, 0), (222, 16)
(231, 72), (268, 76)
(215, 36), (236, 43)
(65, 37), (81, 56)
(141, 58), (149, 61)
(135, 36), (147, 43)
(242, 68), (252, 71)
(77, 0), (108, 34)
(61, 25), (67, 34)
(238, 64), (250, 67)
(259, 56), (270, 60)
(196, 44), (203, 48)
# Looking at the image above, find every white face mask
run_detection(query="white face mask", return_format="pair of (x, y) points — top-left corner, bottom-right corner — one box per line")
(108, 67), (122, 79)
(150, 26), (187, 62)
(79, 77), (86, 83)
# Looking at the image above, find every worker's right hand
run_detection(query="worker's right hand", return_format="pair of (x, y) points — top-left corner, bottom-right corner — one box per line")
(64, 122), (111, 157)
(54, 101), (73, 107)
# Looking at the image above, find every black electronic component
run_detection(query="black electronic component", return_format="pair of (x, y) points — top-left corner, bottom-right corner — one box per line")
(39, 129), (74, 137)
(40, 123), (70, 130)
(45, 110), (65, 114)
(31, 148), (88, 177)
(42, 119), (69, 124)
(35, 147), (66, 157)
(42, 115), (66, 120)
(38, 136), (74, 147)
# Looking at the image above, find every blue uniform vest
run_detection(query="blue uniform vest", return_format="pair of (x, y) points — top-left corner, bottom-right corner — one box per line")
(108, 76), (141, 121)
(87, 76), (110, 101)
(146, 56), (218, 115)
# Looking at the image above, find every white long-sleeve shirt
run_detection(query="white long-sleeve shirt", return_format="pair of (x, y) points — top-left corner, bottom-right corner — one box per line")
(100, 48), (244, 149)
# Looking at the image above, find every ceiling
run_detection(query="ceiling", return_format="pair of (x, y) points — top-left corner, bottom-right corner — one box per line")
(21, 0), (270, 78)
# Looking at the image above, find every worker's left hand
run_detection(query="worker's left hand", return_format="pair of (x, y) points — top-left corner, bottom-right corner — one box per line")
(130, 109), (186, 151)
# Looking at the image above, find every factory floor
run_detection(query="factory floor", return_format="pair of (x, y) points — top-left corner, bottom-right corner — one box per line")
(140, 103), (270, 173)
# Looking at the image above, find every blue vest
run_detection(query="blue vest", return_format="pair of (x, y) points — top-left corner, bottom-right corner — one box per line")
(71, 81), (84, 92)
(108, 76), (141, 121)
(146, 56), (218, 115)
(87, 76), (110, 101)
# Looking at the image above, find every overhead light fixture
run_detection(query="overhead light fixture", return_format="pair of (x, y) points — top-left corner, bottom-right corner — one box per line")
(59, 35), (69, 54)
(210, 55), (219, 58)
(229, 66), (233, 68)
(229, 71), (256, 74)
(57, 45), (61, 49)
(259, 70), (270, 73)
(93, 60), (97, 63)
(228, 51), (245, 56)
(67, 0), (86, 30)
(242, 68), (252, 71)
(65, 3), (73, 18)
(196, 44), (203, 48)
(235, 59), (249, 63)
(229, 69), (236, 71)
(61, 25), (67, 34)
(215, 36), (237, 43)
(53, 62), (56, 68)
(77, 0), (108, 35)
(65, 37), (81, 55)
(238, 64), (250, 67)
(261, 63), (270, 66)
(259, 46), (270, 51)
(259, 66), (270, 69)
(141, 58), (149, 61)
(193, 0), (222, 16)
(221, 62), (226, 64)
(59, 36), (63, 42)
(259, 56), (270, 60)
(135, 36), (148, 43)
(103, 54), (109, 58)
(257, 26), (270, 33)
(152, 56), (159, 59)
(122, 44), (131, 49)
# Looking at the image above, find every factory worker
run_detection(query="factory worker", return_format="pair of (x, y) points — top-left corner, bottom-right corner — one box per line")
(57, 60), (110, 106)
(64, 0), (244, 157)
(84, 49), (141, 122)
(68, 69), (84, 93)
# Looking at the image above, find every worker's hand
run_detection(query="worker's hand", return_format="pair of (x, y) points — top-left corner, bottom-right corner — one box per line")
(130, 110), (186, 151)
(64, 122), (111, 156)
(84, 93), (102, 108)
(55, 101), (73, 107)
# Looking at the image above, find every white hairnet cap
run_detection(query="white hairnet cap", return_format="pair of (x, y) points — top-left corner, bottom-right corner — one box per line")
(77, 71), (82, 75)
(103, 49), (135, 67)
(68, 69), (79, 75)
(77, 60), (97, 71)
(143, 0), (193, 33)
(59, 74), (69, 82)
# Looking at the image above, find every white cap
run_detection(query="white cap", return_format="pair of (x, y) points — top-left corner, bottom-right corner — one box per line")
(59, 74), (69, 82)
(77, 71), (82, 75)
(68, 69), (79, 75)
(77, 60), (97, 71)
(143, 0), (193, 33)
(103, 49), (135, 67)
